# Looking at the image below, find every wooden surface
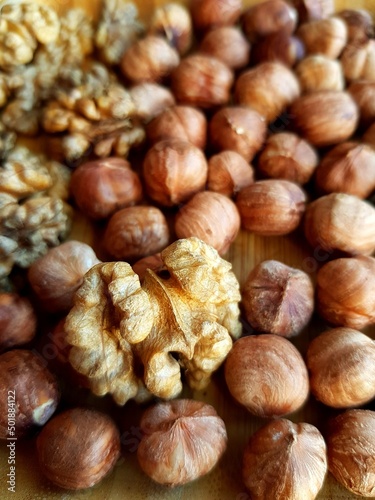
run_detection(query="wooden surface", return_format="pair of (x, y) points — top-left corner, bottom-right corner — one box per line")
(1, 0), (375, 498)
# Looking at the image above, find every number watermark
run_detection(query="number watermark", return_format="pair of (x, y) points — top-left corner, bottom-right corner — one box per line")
(6, 390), (16, 493)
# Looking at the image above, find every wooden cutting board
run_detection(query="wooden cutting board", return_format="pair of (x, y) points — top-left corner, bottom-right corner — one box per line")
(0, 0), (374, 498)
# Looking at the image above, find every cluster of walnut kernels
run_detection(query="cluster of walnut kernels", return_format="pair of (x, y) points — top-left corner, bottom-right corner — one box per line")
(0, 0), (375, 497)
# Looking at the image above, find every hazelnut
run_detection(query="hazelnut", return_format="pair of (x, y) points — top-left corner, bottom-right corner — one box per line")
(315, 142), (375, 199)
(236, 180), (307, 236)
(137, 399), (227, 486)
(243, 419), (327, 500)
(225, 335), (309, 417)
(148, 3), (193, 55)
(209, 106), (267, 162)
(235, 62), (300, 123)
(37, 408), (121, 490)
(304, 193), (375, 256)
(348, 80), (375, 128)
(175, 191), (240, 255)
(143, 139), (208, 206)
(242, 260), (314, 338)
(171, 54), (234, 109)
(104, 205), (170, 261)
(199, 26), (251, 70)
(295, 55), (345, 93)
(28, 241), (100, 313)
(0, 293), (36, 351)
(251, 32), (305, 68)
(120, 35), (180, 83)
(338, 9), (374, 43)
(340, 39), (375, 82)
(130, 83), (175, 123)
(307, 327), (375, 408)
(0, 350), (59, 439)
(297, 17), (348, 59)
(207, 151), (254, 197)
(290, 91), (359, 147)
(291, 0), (334, 22)
(327, 409), (375, 497)
(257, 132), (319, 184)
(70, 157), (143, 220)
(190, 0), (242, 32)
(316, 256), (375, 330)
(146, 105), (207, 149)
(132, 253), (164, 282)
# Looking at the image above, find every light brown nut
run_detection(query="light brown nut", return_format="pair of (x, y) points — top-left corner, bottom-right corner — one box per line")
(0, 293), (36, 351)
(199, 26), (250, 70)
(148, 3), (192, 55)
(297, 17), (348, 59)
(190, 0), (242, 32)
(207, 151), (254, 197)
(295, 55), (344, 94)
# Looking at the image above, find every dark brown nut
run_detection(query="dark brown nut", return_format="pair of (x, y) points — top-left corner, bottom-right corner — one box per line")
(297, 17), (348, 59)
(316, 256), (375, 330)
(364, 121), (375, 148)
(340, 39), (375, 82)
(207, 151), (254, 197)
(70, 157), (143, 220)
(120, 35), (180, 83)
(225, 335), (309, 417)
(104, 206), (170, 261)
(315, 142), (375, 199)
(235, 62), (300, 123)
(132, 253), (164, 282)
(251, 32), (305, 68)
(146, 105), (207, 149)
(242, 260), (314, 338)
(291, 0), (334, 22)
(175, 191), (240, 255)
(143, 139), (208, 206)
(199, 26), (250, 70)
(171, 54), (234, 109)
(130, 83), (176, 123)
(209, 106), (267, 162)
(258, 132), (318, 184)
(28, 241), (100, 313)
(190, 0), (242, 32)
(37, 408), (121, 490)
(295, 55), (345, 93)
(243, 419), (327, 500)
(0, 350), (59, 439)
(290, 91), (359, 147)
(338, 9), (374, 43)
(0, 293), (36, 351)
(236, 180), (307, 236)
(307, 327), (375, 408)
(348, 80), (375, 128)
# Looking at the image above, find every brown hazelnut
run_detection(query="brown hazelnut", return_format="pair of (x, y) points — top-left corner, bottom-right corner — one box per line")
(225, 335), (309, 417)
(236, 180), (307, 236)
(104, 205), (170, 261)
(199, 26), (251, 70)
(235, 62), (300, 123)
(340, 39), (375, 82)
(143, 139), (208, 206)
(28, 241), (100, 313)
(130, 83), (176, 123)
(209, 106), (267, 162)
(315, 142), (375, 199)
(175, 191), (240, 255)
(257, 132), (318, 184)
(307, 327), (375, 408)
(295, 55), (345, 93)
(251, 32), (305, 68)
(137, 399), (227, 486)
(243, 419), (327, 500)
(316, 256), (375, 330)
(146, 105), (207, 149)
(190, 0), (242, 32)
(348, 80), (375, 128)
(148, 3), (193, 55)
(338, 9), (374, 43)
(70, 157), (143, 220)
(37, 408), (121, 490)
(0, 350), (59, 439)
(327, 410), (375, 497)
(304, 193), (375, 256)
(132, 253), (164, 282)
(242, 260), (314, 338)
(121, 35), (180, 83)
(0, 293), (36, 351)
(297, 17), (348, 59)
(291, 0), (334, 22)
(207, 151), (254, 197)
(171, 54), (234, 109)
(290, 91), (359, 147)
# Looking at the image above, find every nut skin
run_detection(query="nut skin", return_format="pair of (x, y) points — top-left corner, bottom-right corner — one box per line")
(307, 327), (375, 408)
(236, 180), (307, 236)
(130, 83), (175, 123)
(190, 0), (242, 32)
(251, 32), (305, 68)
(28, 241), (100, 313)
(104, 205), (170, 261)
(326, 409), (375, 497)
(297, 17), (348, 59)
(0, 293), (36, 351)
(207, 151), (254, 197)
(348, 80), (375, 128)
(225, 335), (309, 417)
(137, 399), (227, 487)
(291, 0), (334, 22)
(143, 139), (208, 206)
(0, 350), (60, 439)
(132, 253), (164, 282)
(295, 55), (344, 94)
(242, 260), (314, 338)
(199, 26), (251, 70)
(338, 9), (374, 43)
(70, 157), (143, 220)
(316, 256), (375, 330)
(340, 39), (375, 82)
(36, 408), (121, 490)
(243, 419), (327, 500)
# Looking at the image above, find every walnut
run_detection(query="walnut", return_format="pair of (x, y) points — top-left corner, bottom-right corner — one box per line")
(65, 238), (241, 405)
(0, 123), (16, 160)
